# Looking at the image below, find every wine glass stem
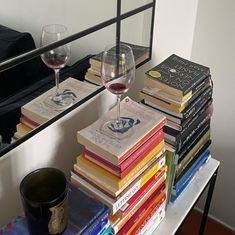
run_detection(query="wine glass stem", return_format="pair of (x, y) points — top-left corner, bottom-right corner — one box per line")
(54, 69), (60, 97)
(116, 95), (121, 125)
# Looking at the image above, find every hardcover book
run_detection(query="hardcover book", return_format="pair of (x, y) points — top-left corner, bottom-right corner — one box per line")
(21, 77), (99, 125)
(76, 97), (166, 165)
(144, 54), (210, 100)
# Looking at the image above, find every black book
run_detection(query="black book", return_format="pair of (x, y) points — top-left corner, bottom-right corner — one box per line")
(145, 54), (210, 100)
(174, 139), (211, 185)
(143, 86), (212, 127)
(164, 104), (212, 151)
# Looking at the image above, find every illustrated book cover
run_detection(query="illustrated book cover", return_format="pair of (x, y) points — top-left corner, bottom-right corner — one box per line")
(77, 96), (166, 165)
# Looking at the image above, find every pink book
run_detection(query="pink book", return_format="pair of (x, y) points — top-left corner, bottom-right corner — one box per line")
(84, 128), (164, 175)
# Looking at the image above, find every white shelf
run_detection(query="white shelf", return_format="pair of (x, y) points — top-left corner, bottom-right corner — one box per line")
(152, 158), (220, 235)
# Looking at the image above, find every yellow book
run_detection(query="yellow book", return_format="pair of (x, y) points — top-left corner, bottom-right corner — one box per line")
(74, 152), (166, 197)
(75, 140), (165, 190)
(139, 90), (185, 113)
(70, 166), (167, 215)
(14, 122), (33, 139)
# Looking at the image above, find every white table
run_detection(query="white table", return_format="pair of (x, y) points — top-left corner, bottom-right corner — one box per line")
(153, 158), (220, 235)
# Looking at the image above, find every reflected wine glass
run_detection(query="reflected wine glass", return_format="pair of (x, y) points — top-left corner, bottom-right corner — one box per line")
(101, 43), (135, 139)
(40, 24), (75, 110)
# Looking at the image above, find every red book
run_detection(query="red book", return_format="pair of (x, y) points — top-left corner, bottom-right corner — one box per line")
(84, 128), (164, 178)
(117, 183), (166, 234)
(118, 165), (167, 217)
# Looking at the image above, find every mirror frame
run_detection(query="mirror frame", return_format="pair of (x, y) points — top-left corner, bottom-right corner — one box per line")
(0, 0), (156, 157)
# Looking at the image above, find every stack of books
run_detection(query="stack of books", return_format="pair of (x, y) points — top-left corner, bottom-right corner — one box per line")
(12, 78), (98, 140)
(139, 54), (213, 203)
(71, 97), (167, 234)
(0, 183), (111, 235)
(85, 42), (150, 86)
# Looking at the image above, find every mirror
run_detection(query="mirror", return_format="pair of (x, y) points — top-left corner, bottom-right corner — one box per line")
(0, 0), (155, 157)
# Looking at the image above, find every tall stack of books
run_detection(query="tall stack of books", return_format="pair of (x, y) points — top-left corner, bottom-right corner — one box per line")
(85, 42), (150, 86)
(71, 97), (168, 234)
(12, 78), (98, 140)
(139, 54), (213, 203)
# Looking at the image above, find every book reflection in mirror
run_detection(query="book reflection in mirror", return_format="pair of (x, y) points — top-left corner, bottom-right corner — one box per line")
(84, 42), (149, 85)
(12, 78), (98, 141)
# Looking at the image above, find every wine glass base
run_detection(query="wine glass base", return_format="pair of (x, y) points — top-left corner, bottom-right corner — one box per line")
(100, 118), (134, 140)
(43, 94), (75, 111)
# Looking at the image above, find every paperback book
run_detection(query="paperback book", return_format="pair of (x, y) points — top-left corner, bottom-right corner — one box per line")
(76, 97), (166, 165)
(144, 54), (210, 100)
(21, 77), (99, 125)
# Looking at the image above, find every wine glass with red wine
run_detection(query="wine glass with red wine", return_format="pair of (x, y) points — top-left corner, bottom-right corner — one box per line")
(40, 24), (74, 110)
(101, 43), (135, 139)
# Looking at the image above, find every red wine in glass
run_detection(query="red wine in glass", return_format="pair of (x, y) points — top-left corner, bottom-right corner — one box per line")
(101, 43), (135, 139)
(40, 24), (74, 110)
(107, 82), (128, 95)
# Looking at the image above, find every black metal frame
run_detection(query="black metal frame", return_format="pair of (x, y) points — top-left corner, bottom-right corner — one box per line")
(0, 1), (156, 157)
(177, 166), (219, 235)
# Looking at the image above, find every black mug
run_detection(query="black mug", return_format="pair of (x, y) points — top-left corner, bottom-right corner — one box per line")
(20, 167), (68, 235)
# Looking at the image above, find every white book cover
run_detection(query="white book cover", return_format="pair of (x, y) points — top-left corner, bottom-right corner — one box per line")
(21, 77), (99, 124)
(77, 97), (166, 165)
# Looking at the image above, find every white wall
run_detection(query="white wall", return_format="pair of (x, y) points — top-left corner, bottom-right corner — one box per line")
(191, 0), (235, 230)
(0, 91), (117, 225)
(2, 0), (234, 231)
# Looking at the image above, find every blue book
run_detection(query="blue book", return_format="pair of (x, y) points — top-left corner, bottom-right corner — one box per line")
(0, 184), (110, 235)
(67, 183), (110, 235)
(171, 148), (210, 203)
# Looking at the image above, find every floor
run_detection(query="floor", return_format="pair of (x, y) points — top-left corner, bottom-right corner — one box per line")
(176, 209), (234, 235)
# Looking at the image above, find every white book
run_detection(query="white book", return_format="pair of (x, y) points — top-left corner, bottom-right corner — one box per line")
(77, 97), (166, 165)
(21, 77), (99, 125)
(137, 201), (166, 235)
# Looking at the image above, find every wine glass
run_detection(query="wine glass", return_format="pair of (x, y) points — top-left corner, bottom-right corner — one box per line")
(101, 43), (135, 139)
(40, 24), (74, 110)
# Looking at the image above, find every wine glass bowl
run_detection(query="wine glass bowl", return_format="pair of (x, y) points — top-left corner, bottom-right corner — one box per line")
(101, 43), (135, 139)
(40, 24), (74, 109)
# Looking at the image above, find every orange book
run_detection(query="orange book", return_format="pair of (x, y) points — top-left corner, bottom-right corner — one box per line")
(74, 151), (165, 196)
(74, 145), (165, 193)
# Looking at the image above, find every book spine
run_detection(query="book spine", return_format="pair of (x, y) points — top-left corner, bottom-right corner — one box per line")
(120, 128), (164, 171)
(75, 149), (165, 193)
(118, 118), (166, 164)
(181, 87), (212, 121)
(189, 75), (211, 98)
(176, 139), (211, 181)
(172, 148), (210, 197)
(85, 128), (164, 174)
(71, 158), (164, 214)
(130, 196), (166, 235)
(175, 113), (211, 152)
(119, 171), (166, 217)
(177, 124), (210, 161)
(113, 187), (166, 235)
(136, 204), (165, 235)
(84, 217), (108, 235)
(181, 100), (212, 134)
